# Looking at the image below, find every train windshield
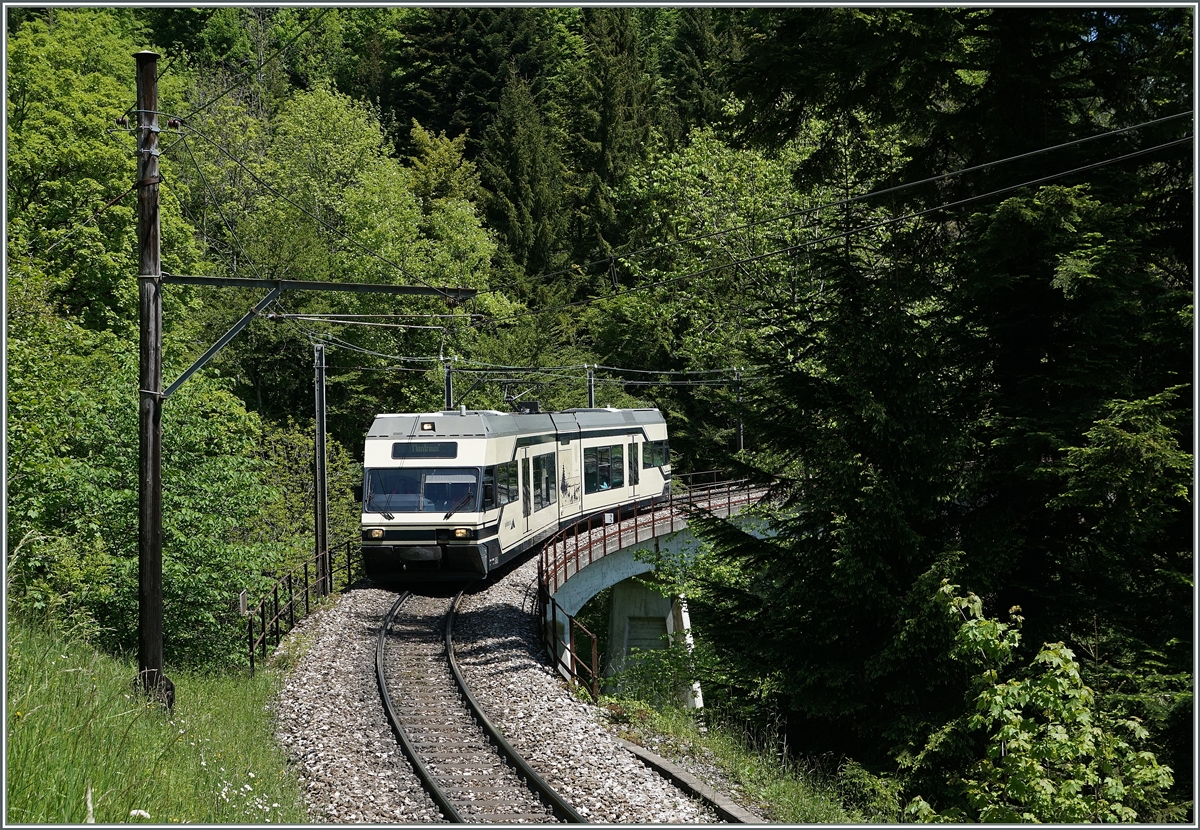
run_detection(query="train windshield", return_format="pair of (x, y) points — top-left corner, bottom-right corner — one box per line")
(365, 468), (479, 514)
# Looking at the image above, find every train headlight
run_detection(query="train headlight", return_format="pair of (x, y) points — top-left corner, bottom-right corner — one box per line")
(367, 528), (384, 540)
(453, 527), (470, 539)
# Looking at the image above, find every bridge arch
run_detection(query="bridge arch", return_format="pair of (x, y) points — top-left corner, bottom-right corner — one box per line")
(537, 478), (765, 700)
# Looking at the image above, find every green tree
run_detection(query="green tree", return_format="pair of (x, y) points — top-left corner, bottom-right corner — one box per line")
(6, 9), (204, 334)
(688, 8), (1192, 795)
(178, 87), (495, 449)
(907, 585), (1175, 822)
(6, 315), (287, 670)
(384, 8), (570, 158)
(566, 8), (657, 265)
(479, 73), (569, 279)
(658, 8), (736, 147)
(594, 126), (812, 469)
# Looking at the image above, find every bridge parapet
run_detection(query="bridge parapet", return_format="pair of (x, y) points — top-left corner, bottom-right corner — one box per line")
(537, 477), (767, 698)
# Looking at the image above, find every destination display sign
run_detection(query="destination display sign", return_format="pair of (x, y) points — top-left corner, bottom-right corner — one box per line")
(392, 441), (458, 459)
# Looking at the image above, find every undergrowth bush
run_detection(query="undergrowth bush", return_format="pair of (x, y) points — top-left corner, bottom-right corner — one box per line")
(601, 697), (898, 823)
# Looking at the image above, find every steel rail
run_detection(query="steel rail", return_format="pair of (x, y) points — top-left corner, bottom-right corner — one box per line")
(445, 591), (586, 823)
(375, 591), (466, 823)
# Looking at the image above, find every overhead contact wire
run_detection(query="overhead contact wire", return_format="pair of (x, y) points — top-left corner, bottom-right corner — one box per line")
(483, 110), (1193, 295)
(180, 122), (453, 299)
(479, 135), (1193, 326)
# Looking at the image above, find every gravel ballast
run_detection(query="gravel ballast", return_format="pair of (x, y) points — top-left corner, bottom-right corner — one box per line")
(273, 588), (443, 823)
(272, 554), (725, 823)
(455, 555), (717, 824)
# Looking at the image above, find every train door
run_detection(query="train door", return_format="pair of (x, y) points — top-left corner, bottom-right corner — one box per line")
(556, 430), (581, 523)
(628, 438), (640, 497)
(518, 449), (533, 535)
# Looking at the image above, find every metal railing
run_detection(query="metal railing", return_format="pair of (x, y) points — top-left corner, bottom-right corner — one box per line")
(542, 591), (602, 700)
(247, 537), (362, 673)
(539, 476), (761, 594)
(537, 474), (766, 697)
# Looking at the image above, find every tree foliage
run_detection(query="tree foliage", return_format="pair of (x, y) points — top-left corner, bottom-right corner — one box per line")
(6, 315), (286, 669)
(5, 9), (1191, 820)
(907, 585), (1175, 822)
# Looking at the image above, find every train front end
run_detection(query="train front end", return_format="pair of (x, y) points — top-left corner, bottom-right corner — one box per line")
(360, 412), (496, 581)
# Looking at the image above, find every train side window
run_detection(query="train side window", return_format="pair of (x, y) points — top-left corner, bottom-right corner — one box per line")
(486, 462), (519, 508)
(644, 440), (669, 468)
(585, 443), (627, 493)
(532, 452), (556, 511)
(596, 446), (611, 489)
(628, 442), (639, 486)
(546, 455), (557, 505)
(482, 466), (496, 510)
(505, 462), (518, 504)
(532, 456), (543, 512)
(584, 448), (598, 493)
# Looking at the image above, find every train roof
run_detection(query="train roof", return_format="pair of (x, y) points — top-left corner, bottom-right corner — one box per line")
(367, 407), (664, 440)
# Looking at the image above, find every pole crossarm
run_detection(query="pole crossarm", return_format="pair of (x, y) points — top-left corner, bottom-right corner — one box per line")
(158, 275), (477, 401)
(162, 284), (281, 400)
(160, 274), (477, 300)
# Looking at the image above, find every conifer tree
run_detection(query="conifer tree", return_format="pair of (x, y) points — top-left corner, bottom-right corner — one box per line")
(659, 7), (731, 146)
(479, 73), (568, 278)
(386, 8), (565, 158)
(566, 8), (657, 264)
(700, 5), (1192, 789)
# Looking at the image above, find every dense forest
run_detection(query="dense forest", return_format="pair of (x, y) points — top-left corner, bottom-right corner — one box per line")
(5, 7), (1192, 821)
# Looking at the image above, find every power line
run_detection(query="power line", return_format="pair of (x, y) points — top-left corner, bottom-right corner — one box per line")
(477, 134), (1193, 326)
(178, 135), (266, 280)
(266, 314), (447, 331)
(594, 364), (756, 376)
(594, 376), (758, 388)
(483, 110), (1193, 296)
(335, 365), (757, 388)
(266, 314), (757, 383)
(177, 122), (455, 299)
(455, 360), (588, 372)
(284, 320), (447, 362)
(271, 312), (476, 320)
(175, 9), (332, 123)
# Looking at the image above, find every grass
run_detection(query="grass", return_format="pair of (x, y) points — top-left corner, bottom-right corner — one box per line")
(602, 698), (901, 823)
(6, 617), (307, 825)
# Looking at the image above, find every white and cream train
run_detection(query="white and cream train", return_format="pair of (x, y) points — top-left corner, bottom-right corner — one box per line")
(359, 407), (670, 579)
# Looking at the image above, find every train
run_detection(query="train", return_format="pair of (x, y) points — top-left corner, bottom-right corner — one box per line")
(359, 406), (670, 580)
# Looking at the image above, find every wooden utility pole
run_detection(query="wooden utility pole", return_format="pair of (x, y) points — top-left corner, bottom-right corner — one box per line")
(135, 50), (170, 701)
(587, 365), (595, 408)
(736, 369), (744, 453)
(127, 62), (478, 705)
(313, 344), (329, 595)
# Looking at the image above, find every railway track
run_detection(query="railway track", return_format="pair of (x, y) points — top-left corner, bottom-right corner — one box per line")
(376, 590), (584, 824)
